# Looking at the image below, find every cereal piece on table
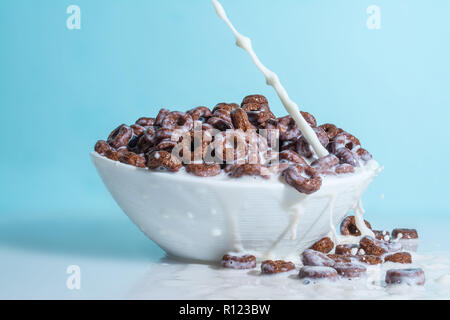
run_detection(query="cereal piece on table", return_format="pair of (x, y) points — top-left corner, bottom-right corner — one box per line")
(302, 249), (335, 267)
(392, 228), (418, 240)
(356, 255), (383, 265)
(327, 254), (353, 264)
(221, 254), (256, 270)
(335, 244), (360, 256)
(340, 216), (372, 236)
(299, 266), (338, 281)
(359, 236), (387, 256)
(385, 268), (425, 286)
(384, 252), (412, 264)
(309, 237), (334, 254)
(261, 260), (295, 274)
(333, 263), (367, 278)
(373, 230), (391, 242)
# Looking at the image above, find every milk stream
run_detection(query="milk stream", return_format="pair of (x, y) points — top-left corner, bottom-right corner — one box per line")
(212, 0), (328, 158)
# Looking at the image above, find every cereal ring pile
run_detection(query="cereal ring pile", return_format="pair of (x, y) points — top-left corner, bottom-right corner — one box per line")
(219, 218), (423, 286)
(94, 94), (375, 194)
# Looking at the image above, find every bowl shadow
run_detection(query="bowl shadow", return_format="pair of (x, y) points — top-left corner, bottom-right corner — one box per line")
(0, 213), (165, 262)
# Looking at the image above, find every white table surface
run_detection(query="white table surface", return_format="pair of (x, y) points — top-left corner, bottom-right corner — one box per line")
(1, 212), (449, 299)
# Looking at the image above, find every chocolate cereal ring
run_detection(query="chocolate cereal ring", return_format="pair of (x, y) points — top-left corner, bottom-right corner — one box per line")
(340, 216), (372, 236)
(147, 150), (182, 172)
(392, 228), (418, 240)
(118, 150), (146, 168)
(261, 260), (295, 274)
(302, 249), (335, 267)
(319, 123), (343, 140)
(331, 132), (361, 153)
(107, 124), (133, 149)
(207, 117), (233, 131)
(231, 108), (254, 131)
(136, 130), (156, 154)
(241, 94), (268, 106)
(187, 106), (212, 122)
(334, 148), (360, 167)
(279, 150), (308, 166)
(221, 254), (256, 269)
(326, 254), (353, 264)
(384, 252), (412, 264)
(309, 237), (334, 254)
(229, 164), (271, 179)
(385, 268), (425, 286)
(130, 124), (146, 137)
(299, 266), (338, 281)
(161, 111), (193, 131)
(311, 154), (339, 169)
(212, 102), (239, 113)
(359, 236), (387, 256)
(335, 244), (361, 256)
(335, 164), (355, 174)
(242, 103), (274, 127)
(296, 127), (329, 159)
(282, 164), (322, 194)
(356, 255), (383, 265)
(333, 262), (367, 278)
(277, 116), (302, 141)
(95, 140), (111, 155)
(135, 117), (155, 127)
(154, 108), (170, 126)
(103, 149), (119, 161)
(300, 111), (317, 127)
(357, 148), (373, 162)
(185, 163), (222, 177)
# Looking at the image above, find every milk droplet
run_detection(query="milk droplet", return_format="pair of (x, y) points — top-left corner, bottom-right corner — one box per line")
(210, 208), (217, 215)
(187, 212), (194, 219)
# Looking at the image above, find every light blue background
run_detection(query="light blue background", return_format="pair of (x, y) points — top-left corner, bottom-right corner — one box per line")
(1, 0), (449, 259)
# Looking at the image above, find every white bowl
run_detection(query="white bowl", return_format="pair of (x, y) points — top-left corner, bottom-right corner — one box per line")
(91, 152), (380, 262)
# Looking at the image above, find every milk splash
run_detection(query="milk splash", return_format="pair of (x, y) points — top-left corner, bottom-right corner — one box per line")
(211, 0), (329, 158)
